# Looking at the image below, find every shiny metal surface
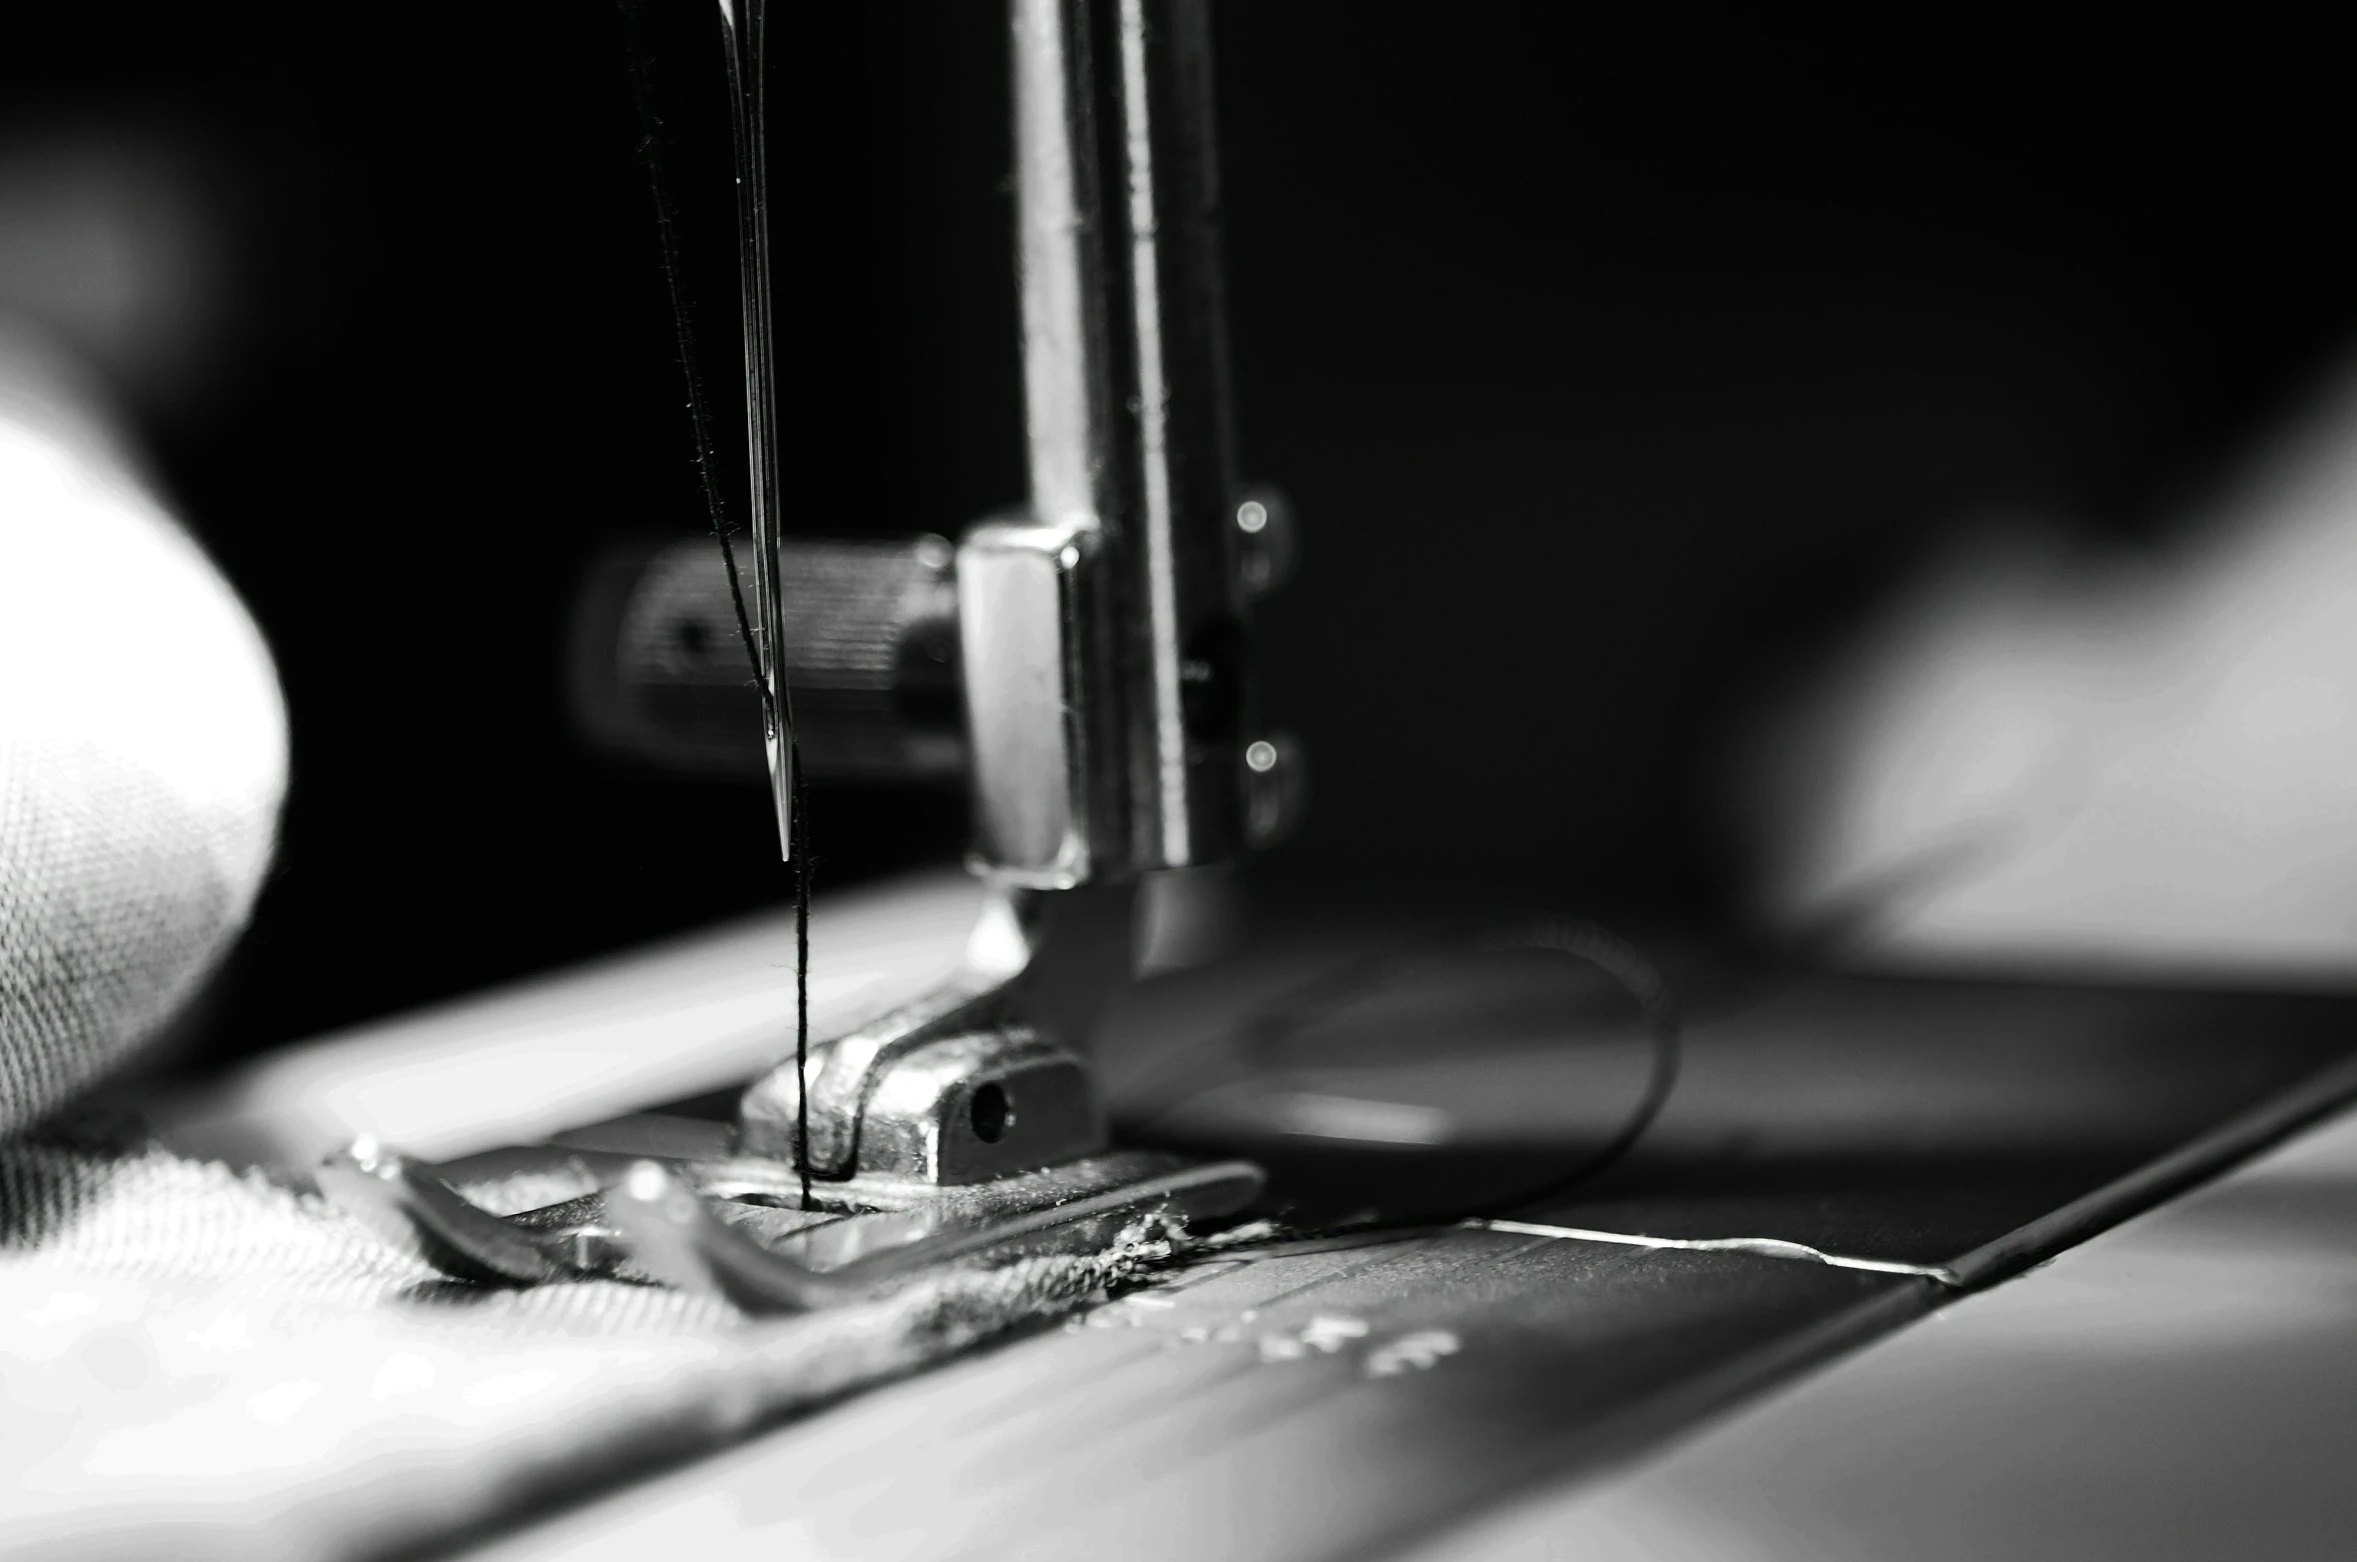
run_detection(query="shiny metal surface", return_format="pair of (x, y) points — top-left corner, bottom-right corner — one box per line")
(318, 1139), (615, 1286)
(956, 518), (1109, 882)
(613, 1155), (1261, 1314)
(1234, 484), (1300, 600)
(1108, 0), (1252, 870)
(997, 0), (1130, 885)
(569, 504), (1288, 791)
(726, 0), (1279, 1189)
(310, 868), (1152, 1298)
(1009, 0), (1114, 537)
(996, 0), (1257, 881)
(853, 1028), (1099, 1183)
(321, 1135), (1257, 1317)
(713, 0), (793, 859)
(320, 0), (1283, 1301)
(690, 1146), (1214, 1222)
(572, 534), (962, 782)
(738, 880), (1138, 1180)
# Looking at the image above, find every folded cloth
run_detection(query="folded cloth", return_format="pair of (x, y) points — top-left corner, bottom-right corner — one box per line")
(0, 337), (287, 1138)
(1, 1122), (1170, 1560)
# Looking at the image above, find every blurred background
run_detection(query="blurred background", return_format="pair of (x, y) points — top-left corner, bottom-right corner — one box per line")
(6, 1), (2355, 1073)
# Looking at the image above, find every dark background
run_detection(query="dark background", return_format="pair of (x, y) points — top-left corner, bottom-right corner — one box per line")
(6, 2), (2354, 1070)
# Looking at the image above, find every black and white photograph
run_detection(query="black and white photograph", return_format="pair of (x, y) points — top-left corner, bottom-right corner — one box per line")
(6, 3), (2357, 1557)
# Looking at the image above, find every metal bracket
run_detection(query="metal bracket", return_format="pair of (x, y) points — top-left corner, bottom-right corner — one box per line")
(737, 880), (1138, 1181)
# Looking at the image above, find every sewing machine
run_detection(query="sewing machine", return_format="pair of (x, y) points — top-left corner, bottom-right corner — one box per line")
(294, 0), (1304, 1308)
(117, 1), (2357, 1555)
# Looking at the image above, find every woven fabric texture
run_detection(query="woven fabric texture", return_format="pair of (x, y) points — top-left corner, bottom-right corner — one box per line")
(0, 356), (1167, 1559)
(0, 1127), (1169, 1559)
(0, 349), (286, 1137)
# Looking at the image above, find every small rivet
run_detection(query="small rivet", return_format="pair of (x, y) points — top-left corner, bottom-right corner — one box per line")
(1236, 499), (1269, 534)
(1245, 739), (1278, 773)
(1059, 543), (1082, 569)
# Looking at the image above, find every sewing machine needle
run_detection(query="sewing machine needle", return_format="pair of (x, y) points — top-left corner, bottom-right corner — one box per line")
(715, 0), (793, 859)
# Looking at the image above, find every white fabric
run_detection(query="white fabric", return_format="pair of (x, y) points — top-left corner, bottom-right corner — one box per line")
(0, 336), (286, 1133)
(1754, 363), (2357, 982)
(0, 1130), (1167, 1559)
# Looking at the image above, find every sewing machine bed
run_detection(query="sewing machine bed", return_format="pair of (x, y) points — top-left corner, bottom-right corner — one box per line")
(462, 919), (2357, 1561)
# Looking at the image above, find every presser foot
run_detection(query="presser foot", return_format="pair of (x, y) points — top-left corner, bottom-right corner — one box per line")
(320, 1136), (1262, 1314)
(318, 880), (1266, 1308)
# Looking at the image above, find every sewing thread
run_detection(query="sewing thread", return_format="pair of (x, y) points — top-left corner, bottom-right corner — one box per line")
(620, 0), (812, 1209)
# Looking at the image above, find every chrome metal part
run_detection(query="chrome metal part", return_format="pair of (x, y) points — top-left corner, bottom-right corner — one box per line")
(321, 1137), (1262, 1315)
(713, 0), (1275, 1189)
(718, 0), (1278, 1211)
(1233, 485), (1299, 601)
(571, 534), (961, 783)
(613, 1155), (1261, 1314)
(855, 1030), (1097, 1183)
(320, 1139), (615, 1286)
(1243, 728), (1309, 850)
(997, 0), (1257, 881)
(716, 0), (794, 859)
(957, 519), (1114, 882)
(737, 879), (1136, 1179)
(567, 503), (1290, 787)
(322, 0), (1282, 1309)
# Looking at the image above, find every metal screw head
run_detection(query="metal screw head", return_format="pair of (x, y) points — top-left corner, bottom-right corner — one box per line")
(1233, 485), (1299, 600)
(1243, 731), (1309, 847)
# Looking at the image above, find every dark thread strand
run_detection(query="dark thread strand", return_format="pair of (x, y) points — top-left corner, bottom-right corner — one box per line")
(792, 756), (812, 1209)
(616, 0), (773, 732)
(1464, 921), (1681, 1216)
(1130, 917), (1683, 1226)
(713, 0), (810, 1203)
(621, 0), (811, 1209)
(714, 0), (797, 863)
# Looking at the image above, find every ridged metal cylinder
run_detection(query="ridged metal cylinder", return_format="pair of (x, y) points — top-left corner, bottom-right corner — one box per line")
(570, 535), (963, 783)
